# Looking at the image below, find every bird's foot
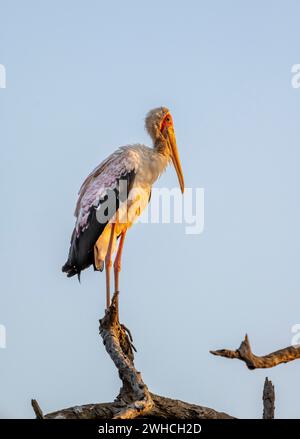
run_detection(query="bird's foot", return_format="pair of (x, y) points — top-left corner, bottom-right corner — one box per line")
(100, 291), (136, 361)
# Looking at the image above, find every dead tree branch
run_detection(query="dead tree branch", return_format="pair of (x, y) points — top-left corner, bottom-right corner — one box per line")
(40, 394), (234, 419)
(210, 334), (300, 369)
(262, 378), (275, 419)
(31, 292), (235, 420)
(99, 292), (153, 419)
(31, 399), (44, 419)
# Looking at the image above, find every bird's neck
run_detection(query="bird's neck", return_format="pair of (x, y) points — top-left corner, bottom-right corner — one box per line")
(154, 138), (171, 160)
(149, 139), (171, 179)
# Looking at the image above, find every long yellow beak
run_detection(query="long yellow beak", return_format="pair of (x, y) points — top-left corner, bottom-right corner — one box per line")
(166, 126), (185, 193)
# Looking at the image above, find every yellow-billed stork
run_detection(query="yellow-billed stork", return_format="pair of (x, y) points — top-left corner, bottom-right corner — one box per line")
(62, 107), (184, 312)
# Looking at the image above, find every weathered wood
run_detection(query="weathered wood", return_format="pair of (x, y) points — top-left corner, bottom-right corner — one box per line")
(210, 334), (300, 369)
(262, 378), (275, 419)
(98, 292), (153, 419)
(32, 292), (235, 420)
(31, 399), (44, 419)
(43, 394), (234, 419)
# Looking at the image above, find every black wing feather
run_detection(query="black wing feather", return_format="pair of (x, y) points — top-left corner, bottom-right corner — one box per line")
(62, 171), (135, 279)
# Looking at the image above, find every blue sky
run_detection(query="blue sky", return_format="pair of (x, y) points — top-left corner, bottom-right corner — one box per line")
(0, 0), (300, 418)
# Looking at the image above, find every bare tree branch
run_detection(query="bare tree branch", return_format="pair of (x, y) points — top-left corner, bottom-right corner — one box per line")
(262, 378), (275, 419)
(210, 334), (300, 369)
(31, 399), (44, 419)
(99, 292), (153, 419)
(31, 292), (235, 420)
(38, 394), (234, 419)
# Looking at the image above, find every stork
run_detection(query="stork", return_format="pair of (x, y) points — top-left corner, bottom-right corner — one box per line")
(62, 107), (184, 313)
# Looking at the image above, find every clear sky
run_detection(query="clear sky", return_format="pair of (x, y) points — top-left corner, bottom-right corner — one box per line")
(0, 0), (300, 419)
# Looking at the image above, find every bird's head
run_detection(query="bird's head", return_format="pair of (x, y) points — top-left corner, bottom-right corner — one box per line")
(145, 107), (184, 193)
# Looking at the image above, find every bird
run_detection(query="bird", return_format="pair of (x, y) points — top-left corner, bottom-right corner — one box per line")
(62, 107), (184, 313)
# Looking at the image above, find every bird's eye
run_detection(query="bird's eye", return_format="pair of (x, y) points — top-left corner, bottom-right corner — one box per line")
(160, 114), (172, 132)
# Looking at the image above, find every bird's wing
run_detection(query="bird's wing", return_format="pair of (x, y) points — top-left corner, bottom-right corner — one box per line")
(62, 147), (140, 278)
(75, 147), (140, 231)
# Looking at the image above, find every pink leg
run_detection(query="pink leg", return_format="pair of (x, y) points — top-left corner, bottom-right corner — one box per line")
(105, 223), (116, 309)
(113, 229), (127, 316)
